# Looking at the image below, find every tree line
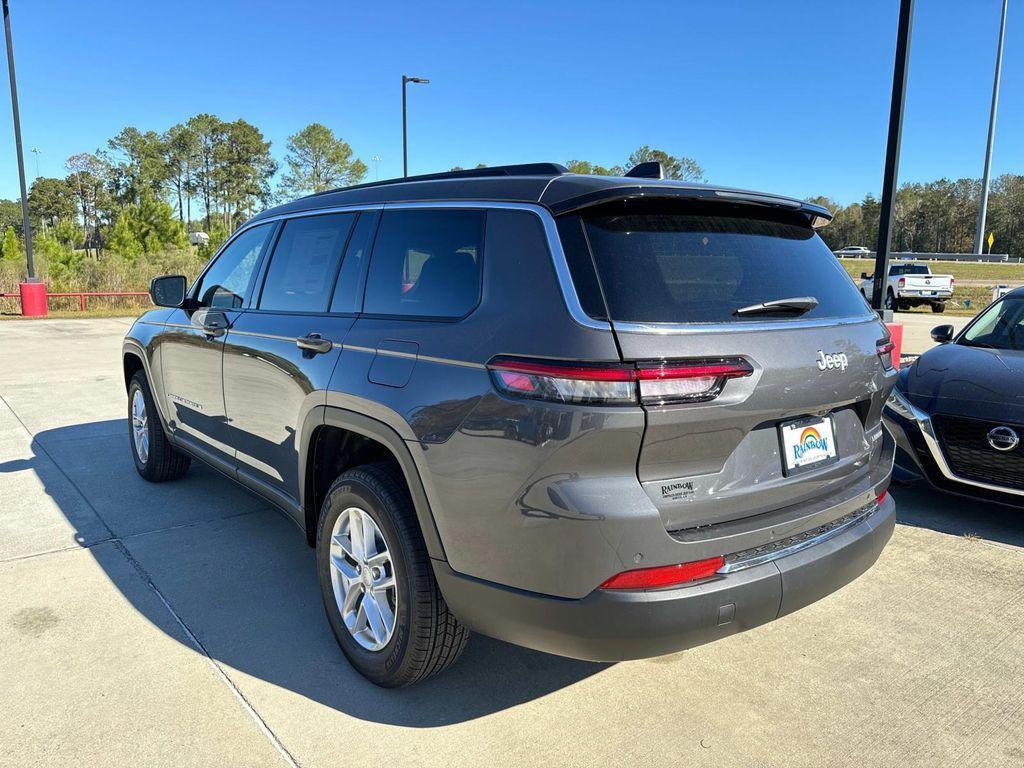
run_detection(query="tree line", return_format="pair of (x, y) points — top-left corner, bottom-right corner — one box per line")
(2, 112), (1022, 277)
(809, 174), (1024, 257)
(0, 116), (366, 261)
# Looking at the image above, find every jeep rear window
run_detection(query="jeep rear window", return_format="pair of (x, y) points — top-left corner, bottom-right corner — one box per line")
(578, 207), (869, 324)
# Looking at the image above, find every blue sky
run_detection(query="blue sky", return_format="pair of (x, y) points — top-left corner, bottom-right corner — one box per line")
(0, 0), (1019, 205)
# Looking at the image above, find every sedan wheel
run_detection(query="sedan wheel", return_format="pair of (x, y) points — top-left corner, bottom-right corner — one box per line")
(328, 506), (398, 651)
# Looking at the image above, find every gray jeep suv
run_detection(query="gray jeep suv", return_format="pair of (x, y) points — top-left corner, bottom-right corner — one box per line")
(123, 163), (897, 687)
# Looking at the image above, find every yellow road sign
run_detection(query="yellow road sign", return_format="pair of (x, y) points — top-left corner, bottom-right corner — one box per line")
(988, 232), (995, 249)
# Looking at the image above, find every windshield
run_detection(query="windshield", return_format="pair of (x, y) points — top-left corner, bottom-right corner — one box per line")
(578, 206), (869, 324)
(961, 297), (1024, 351)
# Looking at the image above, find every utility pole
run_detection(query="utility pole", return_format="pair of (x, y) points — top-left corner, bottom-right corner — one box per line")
(30, 145), (39, 177)
(2, 0), (34, 279)
(401, 75), (429, 177)
(872, 0), (914, 317)
(973, 0), (1009, 255)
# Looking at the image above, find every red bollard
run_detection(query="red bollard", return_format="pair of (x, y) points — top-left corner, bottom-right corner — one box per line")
(18, 281), (47, 317)
(886, 322), (903, 369)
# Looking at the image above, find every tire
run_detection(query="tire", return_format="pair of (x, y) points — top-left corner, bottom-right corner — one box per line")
(128, 370), (191, 482)
(931, 302), (946, 313)
(885, 290), (896, 311)
(316, 462), (468, 687)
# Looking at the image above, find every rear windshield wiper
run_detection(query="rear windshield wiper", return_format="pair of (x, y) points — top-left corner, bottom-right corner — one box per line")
(734, 296), (819, 317)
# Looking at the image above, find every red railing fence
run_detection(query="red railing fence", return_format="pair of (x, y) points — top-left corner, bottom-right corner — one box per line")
(1, 288), (150, 315)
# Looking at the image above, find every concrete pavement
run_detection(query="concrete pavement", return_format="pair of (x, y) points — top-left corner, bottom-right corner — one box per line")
(895, 312), (970, 357)
(1, 317), (1022, 768)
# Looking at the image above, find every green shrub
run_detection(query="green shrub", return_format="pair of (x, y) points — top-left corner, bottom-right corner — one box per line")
(1, 226), (20, 262)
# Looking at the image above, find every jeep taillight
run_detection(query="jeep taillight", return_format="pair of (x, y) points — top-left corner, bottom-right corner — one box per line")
(876, 340), (895, 370)
(898, 277), (906, 289)
(486, 357), (753, 406)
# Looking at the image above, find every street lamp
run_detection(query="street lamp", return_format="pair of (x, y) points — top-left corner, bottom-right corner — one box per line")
(402, 75), (429, 177)
(371, 154), (381, 181)
(871, 0), (914, 318)
(30, 145), (40, 177)
(2, 0), (34, 281)
(973, 0), (1009, 255)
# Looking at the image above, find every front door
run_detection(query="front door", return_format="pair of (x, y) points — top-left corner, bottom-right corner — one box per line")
(160, 222), (275, 468)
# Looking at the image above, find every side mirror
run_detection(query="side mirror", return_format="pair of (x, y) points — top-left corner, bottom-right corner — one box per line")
(860, 272), (870, 280)
(150, 275), (187, 308)
(930, 324), (955, 344)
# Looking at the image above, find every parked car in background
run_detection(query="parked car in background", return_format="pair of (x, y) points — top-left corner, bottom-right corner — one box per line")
(860, 262), (954, 313)
(188, 231), (210, 246)
(834, 245), (871, 257)
(885, 287), (1024, 506)
(123, 163), (897, 687)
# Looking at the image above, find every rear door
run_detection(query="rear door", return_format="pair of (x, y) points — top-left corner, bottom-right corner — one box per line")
(563, 201), (891, 531)
(222, 210), (374, 511)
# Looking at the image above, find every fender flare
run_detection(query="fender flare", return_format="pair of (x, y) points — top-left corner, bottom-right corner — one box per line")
(299, 405), (447, 561)
(122, 339), (172, 432)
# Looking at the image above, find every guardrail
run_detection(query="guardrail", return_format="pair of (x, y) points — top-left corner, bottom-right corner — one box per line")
(835, 251), (1018, 263)
(1, 290), (150, 313)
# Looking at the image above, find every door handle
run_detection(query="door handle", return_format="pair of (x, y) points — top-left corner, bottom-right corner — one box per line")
(296, 333), (333, 355)
(202, 322), (226, 339)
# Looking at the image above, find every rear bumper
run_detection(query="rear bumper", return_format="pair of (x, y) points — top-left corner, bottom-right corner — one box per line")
(435, 493), (895, 662)
(900, 292), (951, 299)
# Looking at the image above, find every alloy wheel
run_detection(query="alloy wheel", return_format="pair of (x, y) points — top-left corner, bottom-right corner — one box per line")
(328, 506), (398, 651)
(131, 389), (150, 464)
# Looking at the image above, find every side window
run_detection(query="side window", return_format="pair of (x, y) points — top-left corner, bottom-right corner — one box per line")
(258, 213), (355, 312)
(330, 211), (379, 314)
(363, 209), (485, 318)
(193, 224), (273, 309)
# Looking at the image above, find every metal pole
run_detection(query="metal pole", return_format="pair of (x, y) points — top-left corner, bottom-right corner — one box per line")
(402, 76), (408, 177)
(2, 0), (34, 279)
(973, 0), (1009, 255)
(872, 0), (914, 315)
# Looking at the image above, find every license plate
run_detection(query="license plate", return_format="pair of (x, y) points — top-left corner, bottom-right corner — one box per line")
(779, 416), (838, 475)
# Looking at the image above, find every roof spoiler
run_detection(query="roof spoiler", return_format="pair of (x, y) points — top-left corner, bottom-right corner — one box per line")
(548, 187), (834, 228)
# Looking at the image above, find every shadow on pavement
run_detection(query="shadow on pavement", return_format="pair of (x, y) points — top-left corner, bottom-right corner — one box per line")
(1, 419), (607, 726)
(892, 482), (1023, 549)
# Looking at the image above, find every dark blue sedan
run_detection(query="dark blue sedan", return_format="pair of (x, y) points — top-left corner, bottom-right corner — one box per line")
(884, 287), (1024, 506)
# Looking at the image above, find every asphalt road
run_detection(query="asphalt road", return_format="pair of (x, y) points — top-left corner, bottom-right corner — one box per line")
(1, 318), (1022, 768)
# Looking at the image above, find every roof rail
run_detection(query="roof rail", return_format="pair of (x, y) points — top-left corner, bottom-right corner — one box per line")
(307, 162), (569, 198)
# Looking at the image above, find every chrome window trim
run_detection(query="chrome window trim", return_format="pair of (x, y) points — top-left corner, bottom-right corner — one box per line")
(887, 391), (1024, 498)
(216, 201), (611, 333)
(612, 314), (880, 335)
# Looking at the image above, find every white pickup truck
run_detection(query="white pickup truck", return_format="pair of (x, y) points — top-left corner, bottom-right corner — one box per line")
(859, 262), (955, 313)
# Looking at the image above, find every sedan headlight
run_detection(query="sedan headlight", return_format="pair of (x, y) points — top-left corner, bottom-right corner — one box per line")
(885, 387), (918, 421)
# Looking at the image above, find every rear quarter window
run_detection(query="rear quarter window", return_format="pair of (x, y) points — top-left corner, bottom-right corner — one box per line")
(363, 209), (485, 319)
(578, 206), (870, 324)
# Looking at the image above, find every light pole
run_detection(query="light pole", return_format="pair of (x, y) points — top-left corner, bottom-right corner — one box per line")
(2, 0), (34, 280)
(371, 154), (381, 181)
(402, 75), (429, 177)
(973, 0), (1009, 255)
(872, 0), (914, 317)
(30, 145), (39, 177)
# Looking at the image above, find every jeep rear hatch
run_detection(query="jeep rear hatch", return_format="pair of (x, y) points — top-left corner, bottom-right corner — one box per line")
(557, 199), (891, 532)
